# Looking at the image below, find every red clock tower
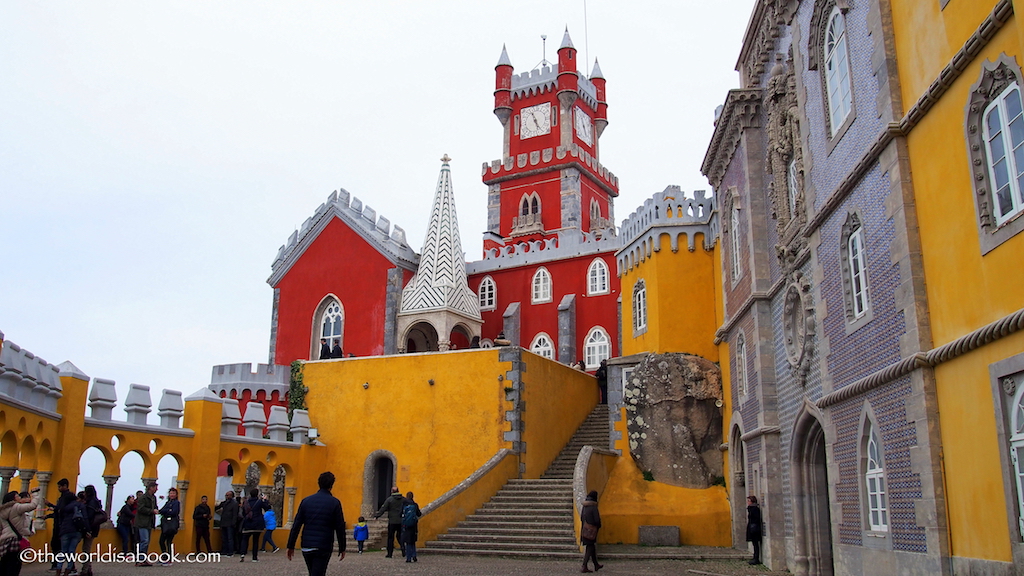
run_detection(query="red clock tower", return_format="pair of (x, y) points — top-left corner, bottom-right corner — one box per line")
(468, 29), (621, 369)
(483, 29), (618, 250)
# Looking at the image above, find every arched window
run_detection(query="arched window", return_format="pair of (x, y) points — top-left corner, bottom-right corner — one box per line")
(587, 259), (609, 295)
(521, 197), (530, 216)
(632, 279), (647, 333)
(314, 298), (344, 359)
(530, 333), (555, 359)
(478, 276), (496, 311)
(864, 423), (889, 532)
(735, 334), (747, 398)
(591, 199), (601, 220)
(584, 327), (611, 369)
(983, 83), (1024, 225)
(730, 204), (742, 281)
(532, 268), (552, 303)
(531, 196), (539, 215)
(841, 213), (870, 321)
(824, 7), (853, 134)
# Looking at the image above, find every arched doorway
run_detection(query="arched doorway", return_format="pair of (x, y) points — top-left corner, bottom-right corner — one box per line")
(729, 424), (747, 549)
(792, 407), (834, 576)
(362, 450), (397, 517)
(405, 322), (438, 353)
(449, 325), (472, 350)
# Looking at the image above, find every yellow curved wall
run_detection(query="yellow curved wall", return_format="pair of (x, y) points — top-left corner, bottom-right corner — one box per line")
(621, 232), (719, 360)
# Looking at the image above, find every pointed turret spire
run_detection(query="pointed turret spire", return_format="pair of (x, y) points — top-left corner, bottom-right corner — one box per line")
(560, 27), (574, 49)
(399, 156), (479, 319)
(497, 44), (512, 67)
(590, 58), (604, 80)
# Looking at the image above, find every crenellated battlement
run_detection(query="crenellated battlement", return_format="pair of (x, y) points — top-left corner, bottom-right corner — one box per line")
(208, 362), (289, 399)
(269, 188), (420, 286)
(509, 65), (598, 110)
(466, 229), (621, 275)
(616, 187), (719, 275)
(0, 338), (63, 414)
(481, 143), (618, 194)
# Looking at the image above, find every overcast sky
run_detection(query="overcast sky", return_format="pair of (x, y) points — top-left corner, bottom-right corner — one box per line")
(2, 1), (757, 427)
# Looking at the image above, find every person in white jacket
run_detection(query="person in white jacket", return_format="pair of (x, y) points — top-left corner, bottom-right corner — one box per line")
(0, 490), (38, 576)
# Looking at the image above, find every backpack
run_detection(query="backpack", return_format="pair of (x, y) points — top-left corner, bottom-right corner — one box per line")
(401, 503), (418, 527)
(72, 504), (88, 533)
(241, 500), (253, 522)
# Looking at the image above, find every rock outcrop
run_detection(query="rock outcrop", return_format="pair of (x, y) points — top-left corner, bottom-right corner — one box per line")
(623, 353), (723, 489)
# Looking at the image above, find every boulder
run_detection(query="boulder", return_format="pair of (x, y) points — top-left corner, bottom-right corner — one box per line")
(623, 353), (723, 488)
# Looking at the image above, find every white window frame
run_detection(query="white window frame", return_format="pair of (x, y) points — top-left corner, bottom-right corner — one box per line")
(735, 335), (747, 398)
(530, 333), (555, 359)
(321, 301), (343, 343)
(632, 279), (647, 333)
(584, 327), (611, 369)
(532, 267), (552, 304)
(983, 83), (1024, 225)
(587, 259), (609, 296)
(824, 7), (853, 135)
(865, 424), (889, 532)
(478, 276), (496, 311)
(730, 204), (742, 281)
(848, 227), (868, 318)
(1010, 383), (1024, 539)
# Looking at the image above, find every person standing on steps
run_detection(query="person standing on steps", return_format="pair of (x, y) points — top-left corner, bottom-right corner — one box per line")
(286, 471), (346, 576)
(746, 495), (763, 565)
(373, 486), (405, 558)
(580, 490), (603, 573)
(595, 360), (608, 404)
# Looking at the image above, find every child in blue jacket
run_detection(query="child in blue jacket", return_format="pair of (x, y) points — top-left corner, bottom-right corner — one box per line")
(261, 506), (279, 553)
(353, 516), (370, 554)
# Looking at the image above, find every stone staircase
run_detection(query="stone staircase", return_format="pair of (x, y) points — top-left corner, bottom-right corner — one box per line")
(423, 405), (609, 557)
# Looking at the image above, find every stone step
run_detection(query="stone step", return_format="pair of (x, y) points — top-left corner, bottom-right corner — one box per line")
(420, 548), (582, 559)
(462, 513), (572, 523)
(436, 533), (576, 545)
(425, 540), (578, 553)
(446, 525), (572, 536)
(480, 501), (571, 511)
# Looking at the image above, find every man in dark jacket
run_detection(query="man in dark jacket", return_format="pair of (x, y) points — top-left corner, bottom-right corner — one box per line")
(287, 471), (346, 576)
(318, 339), (331, 360)
(373, 486), (405, 558)
(214, 491), (239, 556)
(49, 478), (75, 569)
(193, 495), (212, 552)
(135, 482), (159, 566)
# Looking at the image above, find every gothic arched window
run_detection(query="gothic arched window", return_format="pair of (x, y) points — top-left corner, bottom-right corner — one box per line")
(735, 334), (747, 398)
(864, 422), (889, 532)
(478, 276), (496, 311)
(587, 259), (609, 295)
(312, 297), (344, 360)
(730, 203), (742, 281)
(531, 267), (552, 304)
(840, 213), (870, 324)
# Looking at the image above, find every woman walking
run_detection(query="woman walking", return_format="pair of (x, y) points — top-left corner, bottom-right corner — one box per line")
(239, 489), (270, 562)
(0, 491), (37, 576)
(746, 495), (762, 565)
(115, 495), (136, 554)
(579, 490), (602, 573)
(158, 487), (181, 565)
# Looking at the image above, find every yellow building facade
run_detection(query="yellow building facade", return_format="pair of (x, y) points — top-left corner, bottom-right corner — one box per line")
(889, 0), (1024, 572)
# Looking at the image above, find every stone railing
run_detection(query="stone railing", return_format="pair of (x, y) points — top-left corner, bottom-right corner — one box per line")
(510, 212), (543, 235)
(466, 229), (621, 275)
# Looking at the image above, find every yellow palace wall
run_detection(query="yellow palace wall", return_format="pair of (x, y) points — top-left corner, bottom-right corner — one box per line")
(890, 0), (1023, 564)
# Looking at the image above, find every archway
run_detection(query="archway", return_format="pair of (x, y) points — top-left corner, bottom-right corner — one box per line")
(729, 424), (747, 549)
(449, 325), (472, 350)
(361, 450), (396, 517)
(405, 322), (438, 353)
(791, 407), (834, 576)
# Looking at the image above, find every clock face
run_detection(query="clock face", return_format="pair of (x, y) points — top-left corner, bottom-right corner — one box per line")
(520, 103), (551, 139)
(575, 107), (593, 146)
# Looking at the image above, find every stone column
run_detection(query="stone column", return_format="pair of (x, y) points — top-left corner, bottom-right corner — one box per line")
(103, 476), (119, 528)
(141, 477), (158, 491)
(33, 471), (52, 530)
(18, 469), (36, 493)
(258, 485), (273, 497)
(0, 467), (17, 497)
(285, 487), (297, 527)
(176, 480), (190, 530)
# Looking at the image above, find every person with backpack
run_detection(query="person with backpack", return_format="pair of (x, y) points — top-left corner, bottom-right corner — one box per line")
(372, 486), (405, 558)
(57, 491), (88, 576)
(239, 489), (270, 562)
(400, 492), (421, 563)
(78, 485), (106, 576)
(134, 482), (158, 566)
(158, 487), (181, 565)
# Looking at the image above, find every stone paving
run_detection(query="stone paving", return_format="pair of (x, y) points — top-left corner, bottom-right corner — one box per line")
(19, 547), (788, 576)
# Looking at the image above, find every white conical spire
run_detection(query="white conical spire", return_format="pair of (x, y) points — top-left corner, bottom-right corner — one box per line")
(399, 155), (480, 318)
(560, 27), (574, 49)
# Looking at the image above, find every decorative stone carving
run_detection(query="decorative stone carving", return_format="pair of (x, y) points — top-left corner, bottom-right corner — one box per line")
(1002, 376), (1016, 396)
(783, 272), (816, 386)
(808, 0), (851, 71)
(623, 353), (724, 489)
(766, 56), (808, 264)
